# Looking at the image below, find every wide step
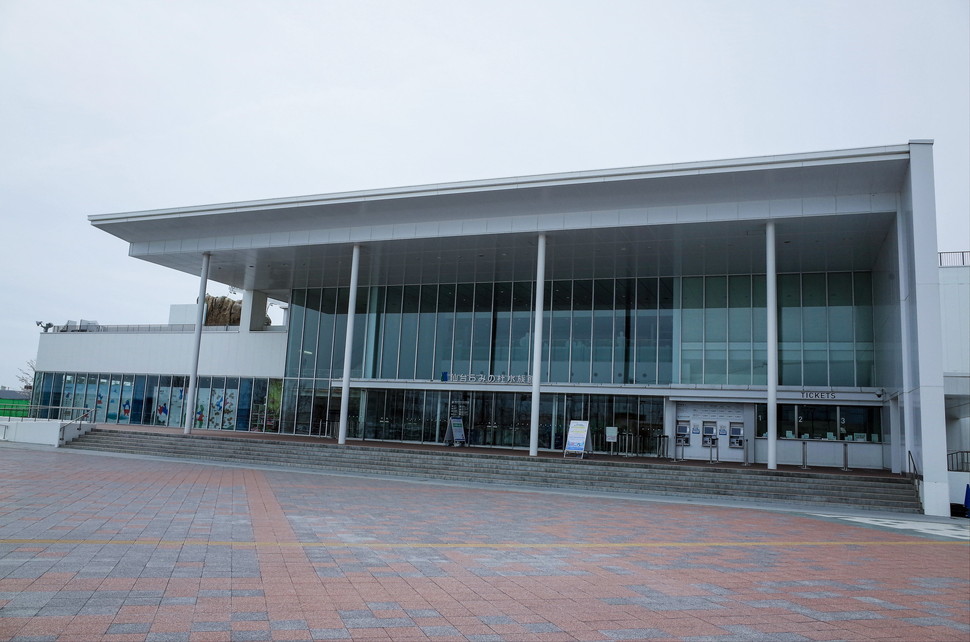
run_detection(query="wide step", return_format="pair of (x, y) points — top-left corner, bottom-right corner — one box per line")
(63, 429), (922, 513)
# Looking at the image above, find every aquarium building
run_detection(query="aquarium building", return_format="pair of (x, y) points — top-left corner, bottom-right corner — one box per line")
(33, 142), (959, 515)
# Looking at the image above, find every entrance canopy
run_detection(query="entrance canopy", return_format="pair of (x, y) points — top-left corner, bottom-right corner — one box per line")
(90, 145), (910, 301)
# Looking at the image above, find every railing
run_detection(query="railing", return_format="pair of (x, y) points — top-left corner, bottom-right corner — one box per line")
(2, 405), (99, 421)
(948, 450), (970, 472)
(907, 451), (923, 508)
(58, 408), (95, 445)
(49, 323), (286, 334)
(939, 251), (970, 267)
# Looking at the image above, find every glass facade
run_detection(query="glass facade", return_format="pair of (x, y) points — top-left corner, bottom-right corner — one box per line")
(29, 271), (880, 452)
(756, 403), (882, 442)
(31, 371), (281, 431)
(285, 272), (873, 390)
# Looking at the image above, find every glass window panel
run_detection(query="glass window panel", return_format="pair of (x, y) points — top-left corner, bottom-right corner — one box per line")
(614, 279), (634, 384)
(398, 285), (421, 379)
(830, 350), (854, 386)
(471, 283), (493, 375)
(491, 283), (512, 376)
(827, 272), (853, 306)
(840, 405), (881, 442)
(300, 289), (322, 379)
(657, 278), (674, 384)
(752, 349), (768, 385)
(854, 272), (874, 342)
(798, 404), (836, 440)
(280, 379), (298, 433)
(131, 375), (146, 424)
(236, 378), (253, 431)
(592, 280), (613, 383)
(118, 375), (133, 424)
(728, 349), (751, 385)
(510, 282), (532, 376)
(681, 348), (703, 384)
(705, 308), (727, 342)
(704, 349), (726, 384)
(331, 288), (350, 375)
(284, 289), (306, 377)
(380, 286), (402, 378)
(314, 289), (338, 378)
(548, 281), (571, 382)
(729, 275), (751, 308)
(453, 284), (474, 374)
(705, 276), (726, 308)
(416, 285), (438, 380)
(351, 286), (368, 378)
(802, 273), (827, 306)
(803, 349), (828, 386)
(778, 274), (801, 343)
(436, 284), (456, 376)
(780, 348), (802, 386)
(856, 349), (874, 386)
(682, 276), (703, 309)
(728, 308), (751, 343)
(571, 281), (592, 383)
(779, 404), (796, 439)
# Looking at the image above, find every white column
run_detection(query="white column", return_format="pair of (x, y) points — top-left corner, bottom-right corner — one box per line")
(184, 252), (210, 434)
(889, 396), (902, 474)
(529, 233), (547, 457)
(766, 222), (778, 469)
(240, 289), (268, 332)
(897, 212), (916, 472)
(338, 244), (361, 445)
(907, 141), (949, 516)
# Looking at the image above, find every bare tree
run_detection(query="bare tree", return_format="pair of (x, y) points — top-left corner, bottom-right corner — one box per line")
(16, 359), (35, 393)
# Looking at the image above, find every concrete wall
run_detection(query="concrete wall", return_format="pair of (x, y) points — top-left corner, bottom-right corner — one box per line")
(36, 330), (286, 378)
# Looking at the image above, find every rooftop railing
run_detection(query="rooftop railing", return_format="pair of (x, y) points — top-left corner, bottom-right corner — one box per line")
(50, 323), (286, 334)
(940, 251), (970, 267)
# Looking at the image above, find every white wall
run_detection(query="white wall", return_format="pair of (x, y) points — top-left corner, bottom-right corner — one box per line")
(36, 330), (286, 378)
(939, 266), (970, 376)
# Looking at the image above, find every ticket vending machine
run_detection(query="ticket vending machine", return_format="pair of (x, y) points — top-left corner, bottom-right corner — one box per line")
(701, 422), (717, 447)
(675, 423), (690, 447)
(728, 423), (744, 449)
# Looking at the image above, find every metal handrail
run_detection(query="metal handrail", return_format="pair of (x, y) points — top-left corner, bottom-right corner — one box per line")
(58, 408), (95, 444)
(906, 451), (923, 510)
(2, 405), (97, 421)
(939, 251), (970, 266)
(947, 450), (970, 472)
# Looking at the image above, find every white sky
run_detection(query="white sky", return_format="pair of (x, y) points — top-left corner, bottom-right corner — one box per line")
(0, 0), (967, 390)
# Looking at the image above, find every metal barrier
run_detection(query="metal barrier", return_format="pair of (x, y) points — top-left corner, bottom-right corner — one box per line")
(741, 438), (751, 466)
(842, 442), (852, 471)
(708, 437), (719, 463)
(947, 450), (970, 472)
(800, 440), (810, 469)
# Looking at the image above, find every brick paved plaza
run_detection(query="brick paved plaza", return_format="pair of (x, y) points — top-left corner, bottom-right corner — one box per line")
(1, 443), (967, 641)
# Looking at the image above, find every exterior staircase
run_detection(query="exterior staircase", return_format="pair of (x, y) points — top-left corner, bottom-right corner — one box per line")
(63, 428), (923, 513)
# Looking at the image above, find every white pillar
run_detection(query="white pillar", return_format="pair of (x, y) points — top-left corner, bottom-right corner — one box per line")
(184, 252), (210, 434)
(338, 244), (361, 445)
(240, 289), (268, 332)
(529, 234), (547, 457)
(907, 141), (949, 516)
(766, 222), (778, 469)
(889, 396), (902, 474)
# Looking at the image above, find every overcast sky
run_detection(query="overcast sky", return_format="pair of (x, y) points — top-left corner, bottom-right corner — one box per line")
(1, 0), (967, 390)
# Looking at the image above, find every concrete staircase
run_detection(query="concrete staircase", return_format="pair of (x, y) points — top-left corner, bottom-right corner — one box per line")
(63, 428), (923, 513)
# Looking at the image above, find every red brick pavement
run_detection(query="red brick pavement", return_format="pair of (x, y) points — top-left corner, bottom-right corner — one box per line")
(0, 443), (967, 641)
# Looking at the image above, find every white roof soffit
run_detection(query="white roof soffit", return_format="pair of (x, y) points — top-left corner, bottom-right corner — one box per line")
(89, 144), (911, 241)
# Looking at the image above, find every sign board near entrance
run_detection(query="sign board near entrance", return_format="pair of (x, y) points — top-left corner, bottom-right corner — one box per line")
(446, 416), (466, 445)
(564, 420), (590, 458)
(605, 426), (618, 443)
